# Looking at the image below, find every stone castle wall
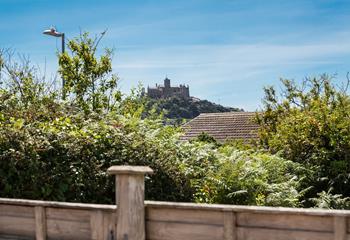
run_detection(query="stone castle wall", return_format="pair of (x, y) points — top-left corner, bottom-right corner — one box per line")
(147, 78), (190, 99)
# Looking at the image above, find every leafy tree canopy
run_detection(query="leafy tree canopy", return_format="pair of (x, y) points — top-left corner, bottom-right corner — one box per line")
(257, 74), (350, 206)
(58, 32), (120, 113)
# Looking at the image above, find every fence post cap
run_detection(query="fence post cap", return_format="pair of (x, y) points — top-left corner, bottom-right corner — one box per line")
(107, 165), (153, 175)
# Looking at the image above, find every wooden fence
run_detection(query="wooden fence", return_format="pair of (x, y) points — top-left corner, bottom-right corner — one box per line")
(1, 165), (350, 240)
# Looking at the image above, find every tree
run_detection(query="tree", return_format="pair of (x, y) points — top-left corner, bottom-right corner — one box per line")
(0, 49), (49, 107)
(257, 74), (350, 205)
(58, 32), (120, 113)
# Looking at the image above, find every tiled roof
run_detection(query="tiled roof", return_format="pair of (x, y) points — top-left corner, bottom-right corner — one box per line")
(181, 112), (259, 142)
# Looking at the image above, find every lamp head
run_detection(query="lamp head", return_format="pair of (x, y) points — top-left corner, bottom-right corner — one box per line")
(43, 27), (63, 37)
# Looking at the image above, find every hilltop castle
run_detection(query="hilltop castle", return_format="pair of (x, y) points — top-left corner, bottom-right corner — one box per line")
(147, 77), (190, 99)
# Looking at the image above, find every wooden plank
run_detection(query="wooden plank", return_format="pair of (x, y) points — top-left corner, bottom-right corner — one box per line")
(237, 212), (333, 232)
(145, 201), (350, 217)
(103, 211), (116, 240)
(224, 211), (236, 240)
(146, 221), (223, 240)
(0, 204), (35, 238)
(34, 206), (46, 240)
(334, 216), (347, 240)
(46, 206), (92, 240)
(46, 218), (91, 240)
(0, 198), (115, 211)
(90, 210), (103, 240)
(2, 197), (350, 217)
(0, 216), (35, 237)
(237, 227), (333, 240)
(146, 207), (223, 225)
(0, 234), (34, 240)
(0, 205), (34, 218)
(45, 207), (91, 222)
(116, 174), (145, 240)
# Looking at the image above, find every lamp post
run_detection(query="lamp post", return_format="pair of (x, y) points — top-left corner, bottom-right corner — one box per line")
(43, 27), (66, 99)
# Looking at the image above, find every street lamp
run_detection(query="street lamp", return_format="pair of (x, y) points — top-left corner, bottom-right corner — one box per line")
(43, 27), (66, 99)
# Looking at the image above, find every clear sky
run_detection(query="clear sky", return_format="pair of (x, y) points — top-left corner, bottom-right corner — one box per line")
(1, 0), (350, 110)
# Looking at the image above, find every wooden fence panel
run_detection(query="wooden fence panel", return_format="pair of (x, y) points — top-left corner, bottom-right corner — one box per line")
(144, 201), (350, 240)
(3, 165), (350, 240)
(0, 199), (116, 240)
(35, 206), (46, 240)
(0, 205), (35, 239)
(146, 207), (224, 224)
(46, 208), (92, 240)
(237, 212), (333, 232)
(236, 227), (334, 240)
(146, 206), (224, 240)
(334, 216), (347, 240)
(147, 221), (223, 240)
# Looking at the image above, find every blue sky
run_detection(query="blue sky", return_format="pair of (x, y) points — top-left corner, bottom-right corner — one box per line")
(1, 0), (350, 110)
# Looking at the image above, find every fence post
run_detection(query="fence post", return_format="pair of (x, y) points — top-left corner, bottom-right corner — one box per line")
(108, 166), (153, 240)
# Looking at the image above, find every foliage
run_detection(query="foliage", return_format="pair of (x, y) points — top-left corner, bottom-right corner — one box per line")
(257, 75), (350, 206)
(184, 144), (304, 207)
(58, 32), (120, 113)
(0, 110), (194, 203)
(0, 101), (302, 206)
(193, 132), (220, 146)
(0, 49), (59, 122)
(311, 189), (350, 210)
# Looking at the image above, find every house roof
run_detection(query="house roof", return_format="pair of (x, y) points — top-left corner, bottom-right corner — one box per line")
(181, 112), (259, 142)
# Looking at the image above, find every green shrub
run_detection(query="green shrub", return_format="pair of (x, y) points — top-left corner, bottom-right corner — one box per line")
(0, 112), (194, 203)
(184, 144), (304, 207)
(257, 75), (350, 205)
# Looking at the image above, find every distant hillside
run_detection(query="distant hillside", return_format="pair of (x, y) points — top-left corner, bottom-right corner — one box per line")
(146, 96), (243, 123)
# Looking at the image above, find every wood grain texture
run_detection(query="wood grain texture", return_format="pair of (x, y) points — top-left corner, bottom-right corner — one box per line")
(45, 208), (91, 221)
(146, 207), (223, 225)
(116, 174), (145, 240)
(0, 216), (35, 238)
(46, 208), (91, 240)
(46, 218), (91, 240)
(0, 205), (35, 238)
(334, 216), (347, 240)
(90, 210), (103, 240)
(237, 212), (333, 232)
(35, 206), (46, 240)
(237, 227), (333, 240)
(102, 211), (116, 240)
(3, 196), (350, 240)
(224, 211), (236, 240)
(146, 221), (223, 240)
(145, 201), (350, 217)
(0, 205), (34, 218)
(0, 198), (115, 211)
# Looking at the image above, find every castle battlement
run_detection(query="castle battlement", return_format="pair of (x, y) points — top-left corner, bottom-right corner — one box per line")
(147, 77), (190, 99)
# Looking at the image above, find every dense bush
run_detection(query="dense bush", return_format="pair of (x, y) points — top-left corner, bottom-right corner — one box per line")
(257, 75), (350, 207)
(0, 107), (304, 207)
(0, 110), (195, 203)
(181, 144), (304, 206)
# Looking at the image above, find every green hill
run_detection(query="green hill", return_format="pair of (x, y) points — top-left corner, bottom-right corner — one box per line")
(146, 96), (243, 123)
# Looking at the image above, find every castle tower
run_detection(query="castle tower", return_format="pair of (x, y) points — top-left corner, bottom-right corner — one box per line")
(164, 77), (171, 88)
(163, 77), (171, 97)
